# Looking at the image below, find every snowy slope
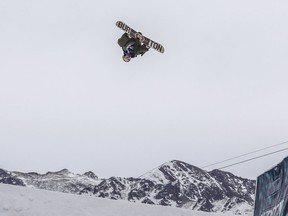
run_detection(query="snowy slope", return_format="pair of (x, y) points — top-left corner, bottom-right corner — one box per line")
(0, 183), (241, 216)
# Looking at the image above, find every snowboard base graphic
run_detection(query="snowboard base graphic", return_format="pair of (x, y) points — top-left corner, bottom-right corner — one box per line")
(116, 21), (165, 54)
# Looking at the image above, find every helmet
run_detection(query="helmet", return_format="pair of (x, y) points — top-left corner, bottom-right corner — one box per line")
(122, 55), (131, 62)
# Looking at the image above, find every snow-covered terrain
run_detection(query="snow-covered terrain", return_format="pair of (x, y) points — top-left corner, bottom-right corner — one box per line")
(0, 160), (256, 215)
(0, 183), (244, 216)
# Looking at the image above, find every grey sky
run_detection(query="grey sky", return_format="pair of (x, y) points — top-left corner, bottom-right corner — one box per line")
(0, 0), (288, 180)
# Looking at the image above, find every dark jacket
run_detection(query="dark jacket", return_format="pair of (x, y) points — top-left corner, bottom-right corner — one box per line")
(118, 33), (149, 56)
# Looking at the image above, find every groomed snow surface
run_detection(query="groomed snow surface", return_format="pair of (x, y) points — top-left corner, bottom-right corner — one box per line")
(0, 183), (239, 216)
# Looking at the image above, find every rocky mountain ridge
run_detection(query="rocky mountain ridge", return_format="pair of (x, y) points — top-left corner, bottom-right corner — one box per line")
(0, 160), (256, 215)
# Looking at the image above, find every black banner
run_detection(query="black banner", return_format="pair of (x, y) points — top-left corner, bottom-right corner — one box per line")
(254, 156), (288, 216)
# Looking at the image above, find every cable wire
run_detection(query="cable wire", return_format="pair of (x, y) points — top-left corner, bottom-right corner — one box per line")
(216, 147), (288, 170)
(202, 140), (288, 169)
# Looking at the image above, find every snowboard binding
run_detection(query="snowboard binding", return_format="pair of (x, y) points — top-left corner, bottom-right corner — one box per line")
(135, 32), (145, 43)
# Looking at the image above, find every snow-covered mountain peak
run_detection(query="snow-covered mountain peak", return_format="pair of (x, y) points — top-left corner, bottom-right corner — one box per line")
(45, 169), (76, 177)
(83, 171), (98, 180)
(141, 160), (210, 185)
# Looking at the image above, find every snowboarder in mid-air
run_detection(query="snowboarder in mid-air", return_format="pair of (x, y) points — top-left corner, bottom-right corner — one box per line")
(117, 32), (150, 62)
(116, 21), (165, 62)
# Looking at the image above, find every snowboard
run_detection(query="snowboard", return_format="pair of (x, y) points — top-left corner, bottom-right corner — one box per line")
(116, 21), (165, 54)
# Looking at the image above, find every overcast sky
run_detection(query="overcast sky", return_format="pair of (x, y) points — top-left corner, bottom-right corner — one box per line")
(0, 0), (288, 180)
